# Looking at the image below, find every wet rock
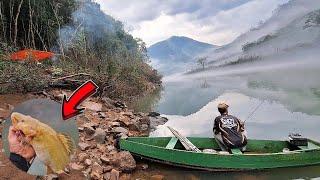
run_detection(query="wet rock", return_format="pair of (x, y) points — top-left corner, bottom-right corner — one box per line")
(148, 112), (160, 117)
(139, 117), (150, 125)
(149, 116), (168, 131)
(113, 151), (136, 172)
(70, 163), (84, 171)
(93, 128), (106, 144)
(112, 127), (128, 134)
(110, 169), (120, 180)
(78, 142), (91, 151)
(151, 175), (165, 180)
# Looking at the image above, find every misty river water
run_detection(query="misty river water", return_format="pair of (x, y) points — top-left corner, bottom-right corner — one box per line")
(132, 57), (320, 179)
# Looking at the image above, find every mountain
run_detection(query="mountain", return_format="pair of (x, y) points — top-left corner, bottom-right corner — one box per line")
(148, 36), (216, 63)
(148, 36), (217, 75)
(200, 0), (320, 68)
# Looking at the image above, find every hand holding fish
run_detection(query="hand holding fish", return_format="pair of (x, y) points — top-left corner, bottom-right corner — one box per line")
(8, 126), (36, 162)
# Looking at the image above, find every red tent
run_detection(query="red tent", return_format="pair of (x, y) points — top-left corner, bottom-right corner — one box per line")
(10, 49), (54, 62)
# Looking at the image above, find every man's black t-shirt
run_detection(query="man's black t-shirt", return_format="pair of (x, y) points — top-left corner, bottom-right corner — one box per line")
(9, 153), (31, 172)
(213, 114), (247, 149)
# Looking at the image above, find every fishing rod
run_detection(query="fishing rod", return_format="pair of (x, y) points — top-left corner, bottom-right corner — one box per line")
(244, 101), (264, 123)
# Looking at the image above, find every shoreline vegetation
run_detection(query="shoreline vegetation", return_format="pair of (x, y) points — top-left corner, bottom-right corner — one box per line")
(0, 0), (162, 101)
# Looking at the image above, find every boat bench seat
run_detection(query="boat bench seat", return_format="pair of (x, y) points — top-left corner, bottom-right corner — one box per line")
(298, 142), (320, 150)
(166, 137), (178, 149)
(231, 148), (243, 155)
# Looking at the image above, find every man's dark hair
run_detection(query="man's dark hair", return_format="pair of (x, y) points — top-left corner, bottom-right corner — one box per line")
(218, 108), (227, 114)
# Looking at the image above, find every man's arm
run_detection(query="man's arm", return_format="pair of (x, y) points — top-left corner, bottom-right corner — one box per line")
(213, 117), (219, 135)
(237, 118), (245, 132)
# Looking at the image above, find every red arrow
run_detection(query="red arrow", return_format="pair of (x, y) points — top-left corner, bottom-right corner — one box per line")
(62, 80), (98, 120)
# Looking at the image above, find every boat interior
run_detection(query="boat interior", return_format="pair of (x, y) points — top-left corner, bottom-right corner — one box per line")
(125, 137), (320, 155)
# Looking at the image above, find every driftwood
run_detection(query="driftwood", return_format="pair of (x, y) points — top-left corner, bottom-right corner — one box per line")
(52, 73), (91, 81)
(50, 73), (91, 89)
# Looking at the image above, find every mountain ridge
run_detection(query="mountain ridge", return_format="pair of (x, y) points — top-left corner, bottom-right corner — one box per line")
(148, 36), (217, 63)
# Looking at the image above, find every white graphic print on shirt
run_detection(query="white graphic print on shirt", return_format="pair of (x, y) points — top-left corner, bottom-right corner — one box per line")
(221, 117), (237, 129)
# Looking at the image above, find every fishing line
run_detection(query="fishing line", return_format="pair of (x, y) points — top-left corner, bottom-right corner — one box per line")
(244, 100), (264, 123)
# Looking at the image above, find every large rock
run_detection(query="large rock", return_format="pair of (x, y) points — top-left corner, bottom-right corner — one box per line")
(112, 151), (136, 172)
(90, 162), (104, 179)
(78, 142), (91, 151)
(78, 153), (89, 162)
(83, 125), (95, 136)
(110, 169), (120, 180)
(149, 116), (168, 131)
(82, 101), (103, 112)
(112, 127), (128, 135)
(70, 163), (84, 171)
(148, 112), (160, 117)
(93, 128), (106, 144)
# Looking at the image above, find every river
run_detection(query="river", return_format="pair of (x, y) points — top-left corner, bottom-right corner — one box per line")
(132, 57), (320, 179)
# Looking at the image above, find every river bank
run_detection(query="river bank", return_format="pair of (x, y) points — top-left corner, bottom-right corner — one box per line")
(0, 90), (168, 180)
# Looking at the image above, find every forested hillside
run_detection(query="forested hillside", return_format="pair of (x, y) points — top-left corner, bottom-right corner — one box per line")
(0, 0), (161, 100)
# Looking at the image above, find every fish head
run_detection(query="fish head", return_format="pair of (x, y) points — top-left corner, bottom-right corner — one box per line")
(11, 112), (39, 138)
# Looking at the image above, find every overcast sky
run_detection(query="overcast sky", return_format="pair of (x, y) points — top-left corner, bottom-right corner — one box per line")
(95, 0), (289, 46)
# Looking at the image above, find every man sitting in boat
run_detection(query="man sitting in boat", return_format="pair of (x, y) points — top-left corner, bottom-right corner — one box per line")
(213, 102), (247, 152)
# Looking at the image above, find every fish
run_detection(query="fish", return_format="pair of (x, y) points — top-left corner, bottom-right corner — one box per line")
(11, 112), (74, 174)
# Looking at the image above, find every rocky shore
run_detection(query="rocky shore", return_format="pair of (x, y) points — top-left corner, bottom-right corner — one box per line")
(0, 90), (169, 180)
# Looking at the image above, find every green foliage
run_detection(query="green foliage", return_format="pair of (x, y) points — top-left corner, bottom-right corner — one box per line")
(0, 0), (76, 49)
(0, 61), (50, 93)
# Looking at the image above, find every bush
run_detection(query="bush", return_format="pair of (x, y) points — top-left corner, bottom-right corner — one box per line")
(242, 34), (276, 52)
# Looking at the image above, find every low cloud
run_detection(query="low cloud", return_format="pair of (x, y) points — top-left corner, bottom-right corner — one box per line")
(95, 0), (289, 46)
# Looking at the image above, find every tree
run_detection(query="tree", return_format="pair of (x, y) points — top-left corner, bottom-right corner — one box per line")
(197, 56), (208, 70)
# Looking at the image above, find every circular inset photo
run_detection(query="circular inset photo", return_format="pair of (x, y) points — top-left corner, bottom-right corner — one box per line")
(2, 98), (79, 176)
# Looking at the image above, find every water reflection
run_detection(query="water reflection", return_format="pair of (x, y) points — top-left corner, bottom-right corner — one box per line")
(129, 87), (162, 113)
(152, 92), (320, 142)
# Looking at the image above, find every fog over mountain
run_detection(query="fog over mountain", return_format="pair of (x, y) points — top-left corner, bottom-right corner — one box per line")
(162, 0), (320, 116)
(148, 36), (218, 75)
(197, 0), (320, 68)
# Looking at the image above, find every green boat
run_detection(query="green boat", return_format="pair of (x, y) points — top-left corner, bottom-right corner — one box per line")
(120, 137), (320, 171)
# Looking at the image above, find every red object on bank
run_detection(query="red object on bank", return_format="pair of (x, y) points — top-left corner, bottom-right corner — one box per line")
(10, 49), (54, 62)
